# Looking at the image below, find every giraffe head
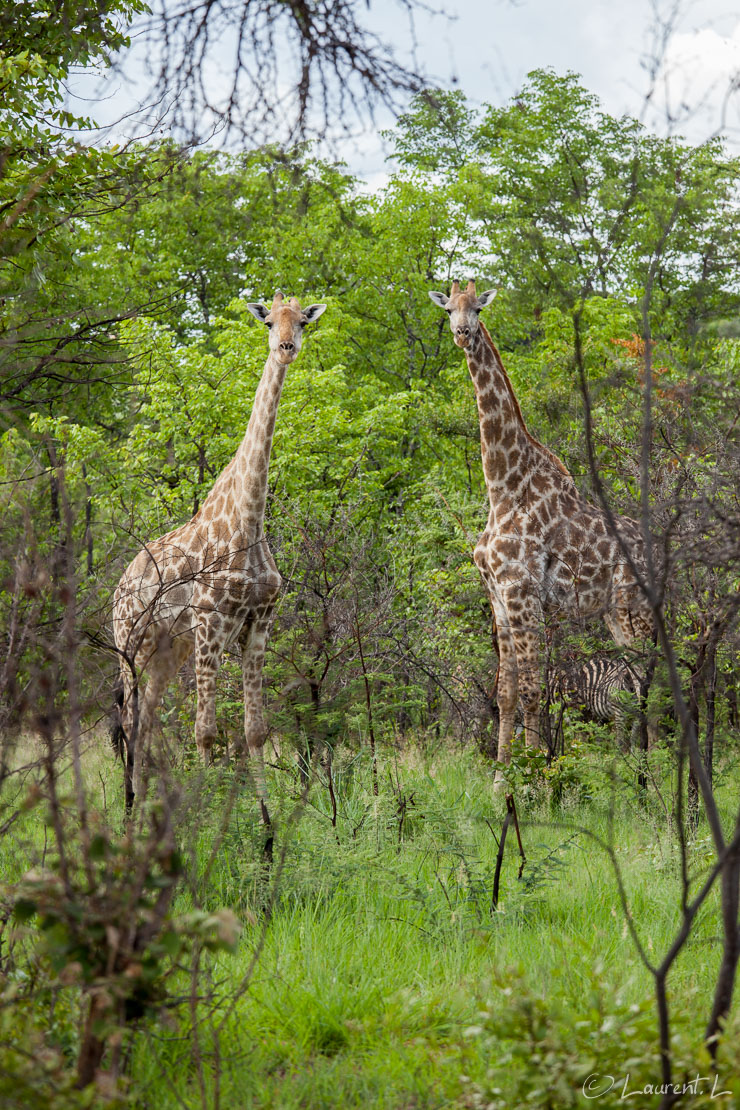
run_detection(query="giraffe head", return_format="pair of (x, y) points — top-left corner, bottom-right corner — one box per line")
(428, 280), (496, 349)
(246, 291), (327, 364)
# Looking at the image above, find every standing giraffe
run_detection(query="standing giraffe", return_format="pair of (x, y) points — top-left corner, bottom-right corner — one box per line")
(429, 280), (653, 778)
(113, 292), (326, 815)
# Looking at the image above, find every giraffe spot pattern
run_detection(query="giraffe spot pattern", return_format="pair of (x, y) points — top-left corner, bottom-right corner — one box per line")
(113, 294), (325, 803)
(429, 282), (654, 769)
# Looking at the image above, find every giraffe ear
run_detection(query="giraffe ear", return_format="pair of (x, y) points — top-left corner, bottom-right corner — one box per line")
(428, 291), (449, 309)
(302, 303), (327, 323)
(245, 302), (270, 323)
(476, 290), (497, 309)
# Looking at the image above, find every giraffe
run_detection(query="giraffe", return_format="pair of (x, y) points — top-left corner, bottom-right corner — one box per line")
(428, 280), (653, 779)
(113, 292), (326, 816)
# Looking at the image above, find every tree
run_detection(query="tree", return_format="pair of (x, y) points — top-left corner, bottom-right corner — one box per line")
(130, 0), (434, 144)
(0, 1), (179, 417)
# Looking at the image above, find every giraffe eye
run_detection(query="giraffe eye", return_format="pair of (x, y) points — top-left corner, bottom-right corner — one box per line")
(266, 322), (273, 329)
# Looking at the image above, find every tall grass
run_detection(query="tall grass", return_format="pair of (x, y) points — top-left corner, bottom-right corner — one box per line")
(3, 732), (739, 1107)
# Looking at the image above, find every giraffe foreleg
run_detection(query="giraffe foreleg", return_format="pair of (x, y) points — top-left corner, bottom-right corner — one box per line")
(194, 627), (222, 767)
(504, 586), (544, 752)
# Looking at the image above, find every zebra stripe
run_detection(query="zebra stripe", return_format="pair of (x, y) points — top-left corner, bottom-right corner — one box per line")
(547, 657), (644, 732)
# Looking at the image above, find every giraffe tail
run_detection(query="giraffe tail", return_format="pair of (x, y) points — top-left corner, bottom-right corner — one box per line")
(109, 677), (126, 760)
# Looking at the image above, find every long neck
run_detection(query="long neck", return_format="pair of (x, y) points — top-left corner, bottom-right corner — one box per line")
(466, 324), (574, 505)
(465, 324), (534, 500)
(208, 352), (287, 535)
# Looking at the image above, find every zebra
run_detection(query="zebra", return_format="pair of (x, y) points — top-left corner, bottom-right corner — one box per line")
(545, 655), (648, 750)
(482, 653), (656, 760)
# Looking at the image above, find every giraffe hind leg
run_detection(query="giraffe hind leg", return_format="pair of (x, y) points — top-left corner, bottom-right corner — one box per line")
(131, 633), (189, 800)
(238, 610), (274, 823)
(110, 676), (126, 760)
(115, 663), (138, 812)
(237, 611), (275, 868)
(194, 626), (222, 767)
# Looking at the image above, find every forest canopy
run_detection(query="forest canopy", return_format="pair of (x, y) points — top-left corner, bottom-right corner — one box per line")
(1, 1), (739, 744)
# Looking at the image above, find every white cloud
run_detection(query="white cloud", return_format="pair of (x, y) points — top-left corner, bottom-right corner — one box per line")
(650, 21), (740, 140)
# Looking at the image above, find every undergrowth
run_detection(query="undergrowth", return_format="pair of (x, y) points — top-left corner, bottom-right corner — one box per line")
(2, 731), (739, 1108)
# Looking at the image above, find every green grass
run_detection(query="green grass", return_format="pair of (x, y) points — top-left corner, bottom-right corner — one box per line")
(3, 731), (740, 1108)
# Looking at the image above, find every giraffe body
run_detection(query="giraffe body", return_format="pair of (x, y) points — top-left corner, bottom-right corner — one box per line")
(429, 281), (653, 772)
(113, 293), (326, 806)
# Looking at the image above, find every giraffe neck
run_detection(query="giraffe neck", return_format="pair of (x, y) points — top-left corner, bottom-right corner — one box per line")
(206, 352), (287, 538)
(465, 324), (532, 498)
(465, 324), (572, 502)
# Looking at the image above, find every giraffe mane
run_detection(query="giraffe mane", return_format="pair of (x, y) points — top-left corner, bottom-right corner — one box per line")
(478, 321), (573, 480)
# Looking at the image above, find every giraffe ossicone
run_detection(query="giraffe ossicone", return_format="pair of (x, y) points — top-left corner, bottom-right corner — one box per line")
(113, 291), (327, 812)
(428, 279), (653, 784)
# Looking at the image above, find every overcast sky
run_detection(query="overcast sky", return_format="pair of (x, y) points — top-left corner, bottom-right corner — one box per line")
(76, 0), (740, 182)
(402, 0), (740, 125)
(357, 0), (740, 180)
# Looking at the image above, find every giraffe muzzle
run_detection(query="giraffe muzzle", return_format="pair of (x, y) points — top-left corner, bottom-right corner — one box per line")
(277, 342), (297, 362)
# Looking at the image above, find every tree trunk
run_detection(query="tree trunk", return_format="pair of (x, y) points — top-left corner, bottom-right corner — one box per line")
(82, 463), (94, 576)
(687, 643), (706, 822)
(75, 991), (110, 1088)
(705, 831), (740, 1056)
(726, 670), (738, 730)
(704, 641), (717, 789)
(193, 441), (206, 515)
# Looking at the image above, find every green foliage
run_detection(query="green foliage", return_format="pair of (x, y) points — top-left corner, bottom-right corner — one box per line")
(6, 66), (740, 764)
(0, 2), (145, 130)
(460, 963), (736, 1109)
(2, 723), (738, 1106)
(12, 809), (238, 999)
(125, 745), (737, 1106)
(2, 777), (242, 1103)
(3, 52), (740, 1108)
(500, 738), (603, 805)
(0, 0), (174, 422)
(0, 1005), (103, 1109)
